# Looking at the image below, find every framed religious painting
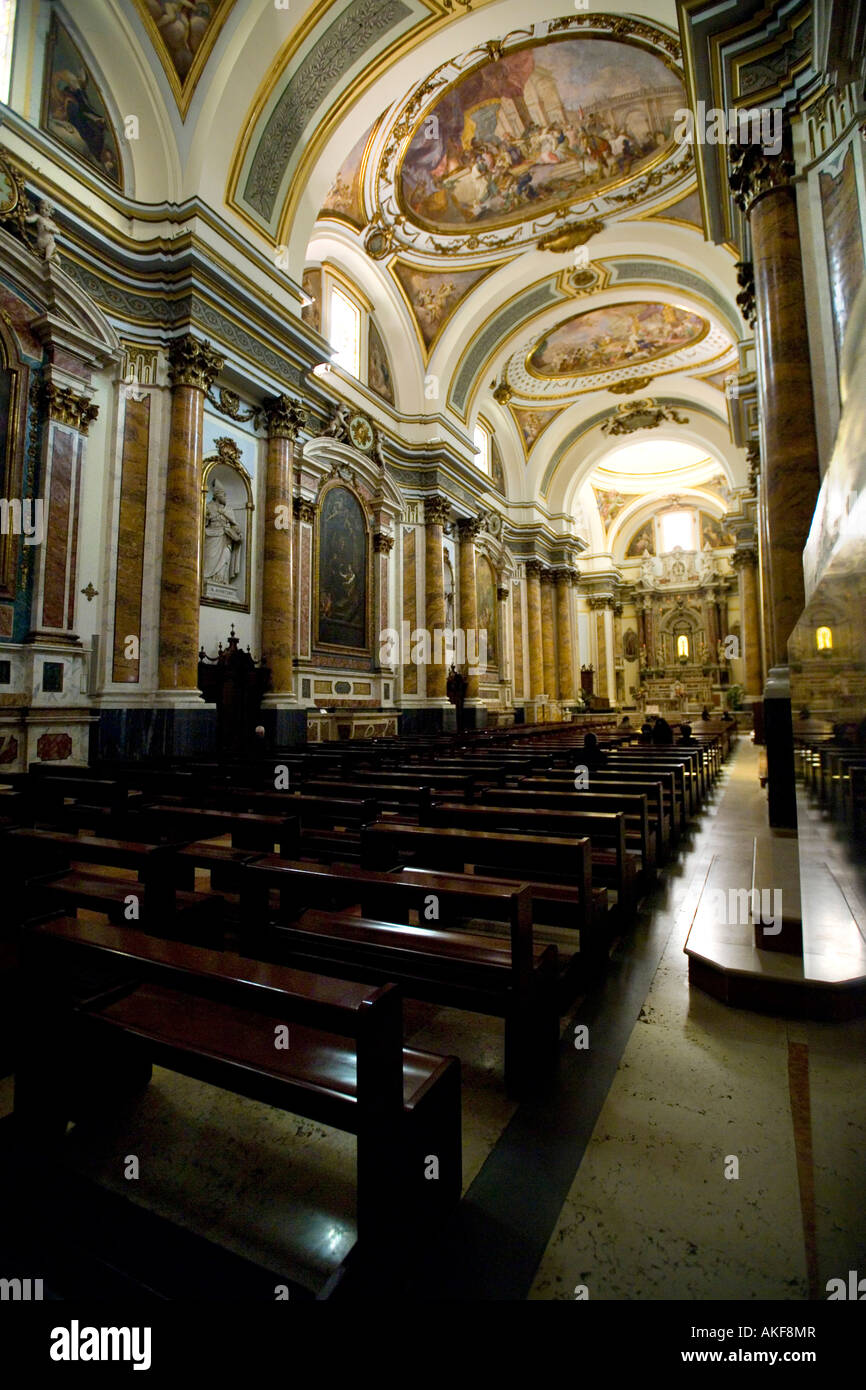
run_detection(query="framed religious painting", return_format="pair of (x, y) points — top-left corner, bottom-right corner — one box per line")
(315, 482), (370, 652)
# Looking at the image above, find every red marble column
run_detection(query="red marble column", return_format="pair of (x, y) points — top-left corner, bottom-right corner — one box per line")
(260, 395), (305, 698)
(730, 138), (821, 665)
(157, 334), (223, 693)
(424, 494), (450, 699)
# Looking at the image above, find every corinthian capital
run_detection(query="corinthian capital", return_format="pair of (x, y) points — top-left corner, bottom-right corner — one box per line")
(729, 133), (795, 217)
(424, 494), (451, 527)
(167, 334), (224, 392)
(263, 393), (307, 439)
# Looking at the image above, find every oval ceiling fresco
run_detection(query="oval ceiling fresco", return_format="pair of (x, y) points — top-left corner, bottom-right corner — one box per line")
(398, 34), (684, 232)
(527, 301), (707, 379)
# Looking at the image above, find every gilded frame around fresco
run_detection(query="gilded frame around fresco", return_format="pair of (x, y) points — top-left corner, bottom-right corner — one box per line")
(40, 14), (124, 191)
(313, 478), (373, 657)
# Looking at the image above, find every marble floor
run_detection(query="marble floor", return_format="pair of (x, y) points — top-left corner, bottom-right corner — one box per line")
(528, 742), (866, 1300)
(1, 741), (864, 1299)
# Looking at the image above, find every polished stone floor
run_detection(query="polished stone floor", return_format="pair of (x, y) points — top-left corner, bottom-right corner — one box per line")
(2, 741), (864, 1299)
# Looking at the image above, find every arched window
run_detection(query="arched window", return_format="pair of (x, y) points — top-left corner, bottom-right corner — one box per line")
(661, 509), (693, 553)
(0, 2), (16, 105)
(328, 285), (361, 377)
(473, 422), (490, 476)
(816, 626), (833, 652)
(677, 634), (690, 660)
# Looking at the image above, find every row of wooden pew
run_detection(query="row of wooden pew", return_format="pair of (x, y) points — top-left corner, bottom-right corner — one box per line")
(0, 721), (727, 1296)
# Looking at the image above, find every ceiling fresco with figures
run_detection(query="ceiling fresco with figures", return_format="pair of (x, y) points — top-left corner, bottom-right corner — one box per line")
(397, 34), (683, 232)
(528, 302), (707, 378)
(289, 6), (747, 536)
(133, 0), (235, 115)
(367, 14), (692, 260)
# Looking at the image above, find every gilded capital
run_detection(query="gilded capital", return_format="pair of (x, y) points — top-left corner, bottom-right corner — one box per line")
(540, 567), (556, 585)
(373, 532), (395, 554)
(729, 137), (795, 217)
(456, 516), (483, 542)
(167, 334), (224, 392)
(553, 567), (578, 587)
(263, 393), (307, 439)
(524, 559), (544, 578)
(424, 494), (451, 527)
(45, 383), (99, 434)
(496, 586), (510, 602)
(293, 497), (316, 524)
(731, 546), (758, 571)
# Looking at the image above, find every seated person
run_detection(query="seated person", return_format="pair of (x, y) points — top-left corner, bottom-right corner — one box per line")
(619, 715), (631, 728)
(582, 731), (607, 766)
(640, 720), (655, 744)
(678, 722), (697, 745)
(652, 716), (674, 746)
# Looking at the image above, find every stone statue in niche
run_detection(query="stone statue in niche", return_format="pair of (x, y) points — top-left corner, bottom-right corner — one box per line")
(204, 479), (243, 586)
(201, 455), (253, 612)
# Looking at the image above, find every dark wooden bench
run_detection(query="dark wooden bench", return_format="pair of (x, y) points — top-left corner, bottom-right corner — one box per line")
(260, 895), (558, 1094)
(418, 801), (636, 911)
(16, 915), (462, 1285)
(476, 786), (655, 875)
(361, 821), (611, 931)
(516, 772), (673, 851)
(238, 856), (607, 971)
(130, 804), (301, 857)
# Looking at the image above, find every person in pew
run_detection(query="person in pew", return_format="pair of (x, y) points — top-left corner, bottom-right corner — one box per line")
(652, 716), (674, 746)
(581, 732), (607, 767)
(640, 721), (655, 744)
(678, 723), (697, 746)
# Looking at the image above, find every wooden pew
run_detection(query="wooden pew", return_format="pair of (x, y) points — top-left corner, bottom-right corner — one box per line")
(17, 915), (462, 1286)
(516, 772), (673, 851)
(361, 821), (609, 931)
(302, 779), (432, 818)
(238, 855), (607, 971)
(256, 895), (558, 1095)
(476, 786), (655, 875)
(130, 804), (301, 857)
(419, 801), (636, 911)
(2, 828), (226, 938)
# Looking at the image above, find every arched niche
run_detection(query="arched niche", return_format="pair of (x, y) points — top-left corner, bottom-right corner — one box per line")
(200, 443), (255, 613)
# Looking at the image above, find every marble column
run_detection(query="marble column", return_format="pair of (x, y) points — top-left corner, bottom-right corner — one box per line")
(424, 494), (450, 699)
(540, 568), (557, 700)
(260, 395), (305, 700)
(496, 584), (510, 686)
(733, 547), (763, 695)
(590, 597), (610, 699)
(29, 381), (99, 643)
(730, 136), (821, 665)
(457, 517), (482, 699)
(373, 532), (395, 680)
(512, 578), (525, 700)
(157, 334), (223, 693)
(525, 560), (544, 699)
(554, 569), (575, 701)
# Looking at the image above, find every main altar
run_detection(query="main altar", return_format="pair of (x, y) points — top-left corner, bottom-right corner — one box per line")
(628, 547), (737, 715)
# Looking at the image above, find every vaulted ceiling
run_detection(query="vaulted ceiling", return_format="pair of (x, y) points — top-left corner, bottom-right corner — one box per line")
(26, 0), (750, 551)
